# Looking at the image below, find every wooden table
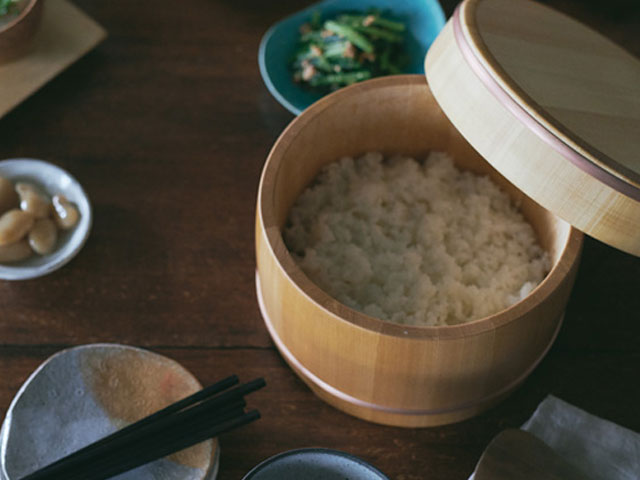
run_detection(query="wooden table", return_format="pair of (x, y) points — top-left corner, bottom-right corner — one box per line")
(0, 1), (638, 478)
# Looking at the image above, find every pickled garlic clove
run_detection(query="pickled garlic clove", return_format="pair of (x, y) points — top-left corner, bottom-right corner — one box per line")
(52, 194), (79, 230)
(29, 218), (58, 255)
(16, 182), (52, 219)
(0, 239), (33, 263)
(0, 209), (35, 246)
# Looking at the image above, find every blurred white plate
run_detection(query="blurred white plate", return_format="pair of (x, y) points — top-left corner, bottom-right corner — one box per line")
(0, 158), (92, 280)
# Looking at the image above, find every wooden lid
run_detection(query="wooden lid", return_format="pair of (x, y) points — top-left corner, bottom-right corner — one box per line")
(425, 0), (640, 256)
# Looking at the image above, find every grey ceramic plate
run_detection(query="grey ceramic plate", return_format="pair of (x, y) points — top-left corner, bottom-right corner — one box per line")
(243, 448), (389, 479)
(0, 344), (219, 480)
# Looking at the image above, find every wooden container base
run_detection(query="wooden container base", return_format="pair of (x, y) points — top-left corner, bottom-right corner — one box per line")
(256, 273), (564, 427)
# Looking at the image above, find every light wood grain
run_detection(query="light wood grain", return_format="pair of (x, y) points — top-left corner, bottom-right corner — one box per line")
(425, 0), (640, 257)
(0, 0), (106, 118)
(469, 0), (640, 186)
(256, 75), (583, 427)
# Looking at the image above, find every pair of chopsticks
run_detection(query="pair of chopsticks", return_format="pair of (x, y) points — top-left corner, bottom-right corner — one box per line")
(20, 375), (265, 480)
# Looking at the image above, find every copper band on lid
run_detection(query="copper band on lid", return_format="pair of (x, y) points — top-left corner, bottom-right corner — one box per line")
(452, 5), (640, 203)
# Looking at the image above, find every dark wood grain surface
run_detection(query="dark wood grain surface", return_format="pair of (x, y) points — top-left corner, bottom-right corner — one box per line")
(0, 1), (638, 479)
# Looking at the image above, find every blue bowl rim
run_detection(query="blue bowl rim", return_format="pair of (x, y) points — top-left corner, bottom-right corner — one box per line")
(258, 0), (446, 115)
(258, 20), (299, 115)
(242, 447), (390, 479)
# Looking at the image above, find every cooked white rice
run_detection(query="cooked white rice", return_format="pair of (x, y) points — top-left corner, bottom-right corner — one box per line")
(284, 152), (550, 326)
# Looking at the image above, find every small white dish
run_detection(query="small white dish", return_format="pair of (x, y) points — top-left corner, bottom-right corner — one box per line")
(0, 158), (92, 280)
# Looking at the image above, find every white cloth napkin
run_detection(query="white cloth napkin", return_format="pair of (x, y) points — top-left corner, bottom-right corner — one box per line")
(469, 395), (640, 480)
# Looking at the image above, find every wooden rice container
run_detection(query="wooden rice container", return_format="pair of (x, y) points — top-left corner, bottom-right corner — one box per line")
(255, 75), (583, 427)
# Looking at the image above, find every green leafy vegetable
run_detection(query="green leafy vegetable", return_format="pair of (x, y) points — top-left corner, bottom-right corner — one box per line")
(291, 9), (408, 92)
(0, 0), (17, 17)
(324, 20), (374, 53)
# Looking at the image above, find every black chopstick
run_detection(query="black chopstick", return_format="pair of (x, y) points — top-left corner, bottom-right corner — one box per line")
(70, 410), (261, 480)
(65, 402), (252, 480)
(20, 376), (265, 480)
(20, 374), (239, 480)
(63, 398), (248, 480)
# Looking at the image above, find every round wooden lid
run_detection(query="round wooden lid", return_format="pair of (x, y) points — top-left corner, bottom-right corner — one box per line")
(425, 0), (640, 256)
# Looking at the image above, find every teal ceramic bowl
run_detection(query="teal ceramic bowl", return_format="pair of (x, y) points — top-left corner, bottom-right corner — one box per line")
(259, 0), (446, 115)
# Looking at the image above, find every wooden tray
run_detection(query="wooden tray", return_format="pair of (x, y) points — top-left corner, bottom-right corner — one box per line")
(0, 0), (106, 118)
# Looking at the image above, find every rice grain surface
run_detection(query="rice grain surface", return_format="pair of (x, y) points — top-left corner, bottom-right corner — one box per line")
(284, 152), (550, 326)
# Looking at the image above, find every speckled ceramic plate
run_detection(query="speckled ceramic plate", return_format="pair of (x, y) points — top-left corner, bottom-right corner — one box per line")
(243, 448), (389, 479)
(0, 344), (219, 480)
(0, 158), (92, 280)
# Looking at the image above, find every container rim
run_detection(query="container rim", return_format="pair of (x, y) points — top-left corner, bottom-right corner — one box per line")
(0, 0), (40, 35)
(242, 447), (389, 480)
(257, 75), (584, 340)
